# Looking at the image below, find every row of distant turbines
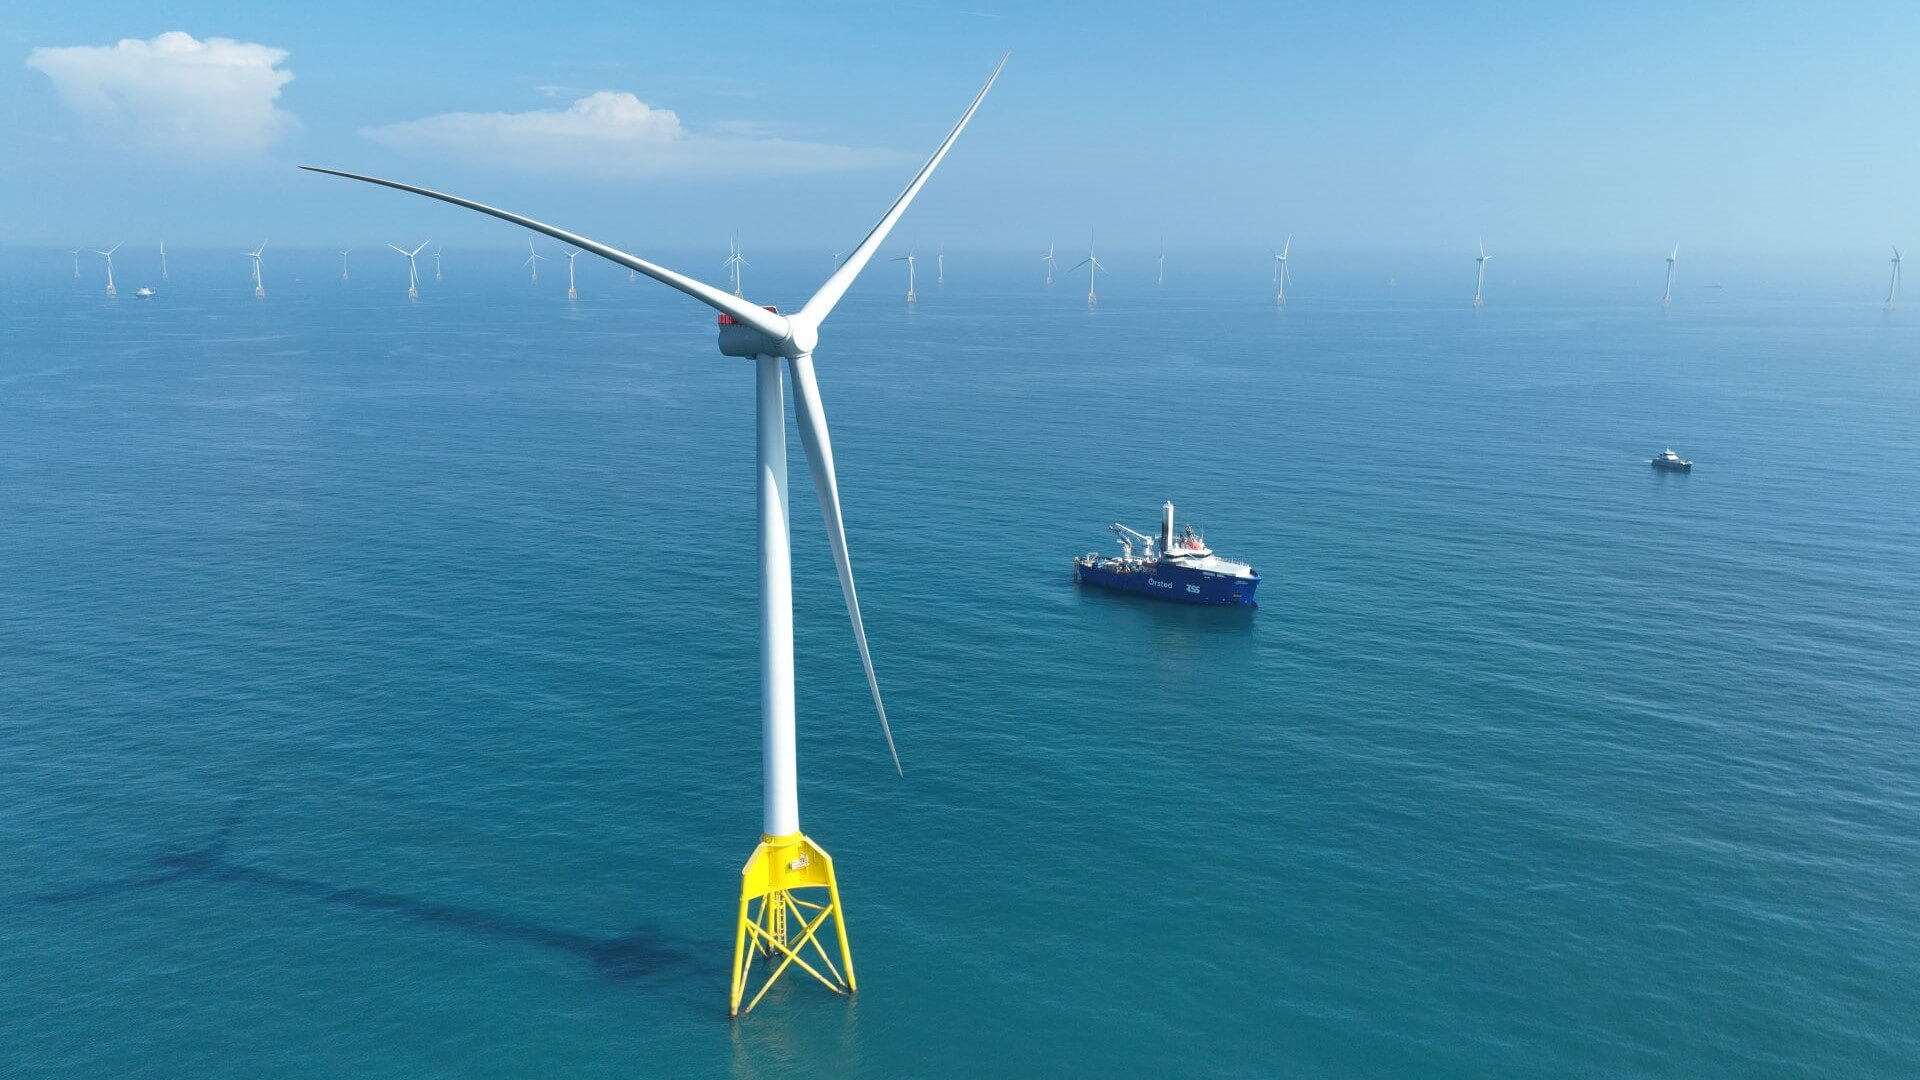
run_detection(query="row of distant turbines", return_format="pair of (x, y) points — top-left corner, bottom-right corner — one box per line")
(62, 238), (1911, 308)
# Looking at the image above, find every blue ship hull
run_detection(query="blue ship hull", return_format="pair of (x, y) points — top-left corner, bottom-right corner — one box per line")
(1074, 558), (1259, 607)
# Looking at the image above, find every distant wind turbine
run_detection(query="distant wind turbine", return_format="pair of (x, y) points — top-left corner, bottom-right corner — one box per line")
(1888, 246), (1902, 308)
(1661, 244), (1678, 307)
(340, 249), (352, 282)
(1273, 235), (1292, 305)
(1472, 240), (1491, 307)
(1071, 234), (1106, 307)
(301, 52), (1008, 1019)
(159, 240), (169, 281)
(724, 237), (746, 297)
(389, 240), (429, 299)
(94, 243), (122, 297)
(893, 248), (917, 303)
(565, 248), (581, 300)
(832, 251), (843, 270)
(1156, 242), (1165, 288)
(1042, 239), (1056, 286)
(248, 242), (267, 298)
(525, 239), (546, 283)
(68, 249), (81, 278)
(937, 245), (945, 287)
(433, 246), (443, 283)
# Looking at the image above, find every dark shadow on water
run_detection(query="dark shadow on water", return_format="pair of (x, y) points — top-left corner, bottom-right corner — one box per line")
(34, 803), (700, 987)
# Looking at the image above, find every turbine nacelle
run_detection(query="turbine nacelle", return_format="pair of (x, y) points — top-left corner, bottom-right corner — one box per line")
(717, 307), (813, 358)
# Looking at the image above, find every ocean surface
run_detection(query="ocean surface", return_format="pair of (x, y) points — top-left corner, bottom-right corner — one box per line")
(4, 247), (1917, 1078)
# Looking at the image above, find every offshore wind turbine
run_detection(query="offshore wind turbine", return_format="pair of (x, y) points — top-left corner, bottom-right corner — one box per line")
(1272, 235), (1292, 305)
(893, 249), (917, 302)
(301, 52), (1007, 1019)
(937, 245), (944, 287)
(340, 249), (352, 282)
(526, 239), (546, 283)
(159, 240), (169, 281)
(1472, 240), (1491, 307)
(1042, 239), (1056, 285)
(68, 249), (81, 278)
(389, 240), (429, 299)
(1888, 246), (1902, 308)
(434, 246), (443, 282)
(247, 243), (266, 298)
(1156, 243), (1165, 288)
(94, 243), (122, 297)
(1661, 244), (1678, 307)
(725, 237), (746, 297)
(564, 248), (581, 299)
(1071, 234), (1106, 306)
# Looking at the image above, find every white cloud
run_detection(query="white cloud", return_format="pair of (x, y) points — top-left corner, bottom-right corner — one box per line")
(26, 31), (296, 156)
(360, 91), (911, 177)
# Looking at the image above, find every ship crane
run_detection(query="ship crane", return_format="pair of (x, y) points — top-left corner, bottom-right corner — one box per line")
(1110, 522), (1158, 560)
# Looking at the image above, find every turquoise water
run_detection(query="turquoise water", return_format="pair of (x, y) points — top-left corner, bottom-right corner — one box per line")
(5, 250), (1918, 1077)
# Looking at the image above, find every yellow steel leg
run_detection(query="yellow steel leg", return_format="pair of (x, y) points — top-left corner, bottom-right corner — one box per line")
(729, 833), (855, 1016)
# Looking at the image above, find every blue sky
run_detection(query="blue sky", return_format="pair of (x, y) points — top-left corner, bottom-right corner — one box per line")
(4, 2), (1916, 253)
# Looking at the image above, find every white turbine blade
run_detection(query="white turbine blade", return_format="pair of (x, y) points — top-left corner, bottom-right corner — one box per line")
(302, 166), (787, 340)
(799, 54), (1008, 325)
(789, 354), (901, 776)
(412, 241), (431, 257)
(1282, 234), (1292, 258)
(388, 244), (409, 255)
(1070, 258), (1091, 271)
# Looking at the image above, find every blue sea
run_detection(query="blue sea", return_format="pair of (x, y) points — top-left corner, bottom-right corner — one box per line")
(4, 247), (1917, 1077)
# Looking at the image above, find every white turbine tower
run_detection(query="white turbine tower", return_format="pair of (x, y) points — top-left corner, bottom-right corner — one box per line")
(565, 248), (580, 300)
(1661, 244), (1678, 307)
(937, 245), (945, 287)
(1071, 234), (1106, 306)
(724, 237), (747, 297)
(160, 240), (169, 281)
(94, 243), (122, 297)
(1472, 239), (1491, 307)
(301, 53), (1007, 1019)
(1273, 235), (1292, 305)
(1042, 239), (1056, 285)
(526, 239), (546, 283)
(247, 243), (266, 298)
(1156, 243), (1165, 288)
(341, 249), (353, 282)
(1888, 246), (1902, 308)
(434, 246), (443, 283)
(68, 249), (81, 278)
(389, 240), (429, 299)
(894, 249), (917, 302)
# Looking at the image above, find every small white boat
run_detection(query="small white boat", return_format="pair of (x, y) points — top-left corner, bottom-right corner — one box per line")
(134, 286), (156, 299)
(1651, 447), (1692, 471)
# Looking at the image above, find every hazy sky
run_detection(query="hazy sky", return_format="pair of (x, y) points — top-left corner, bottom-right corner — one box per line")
(5, 2), (1916, 253)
